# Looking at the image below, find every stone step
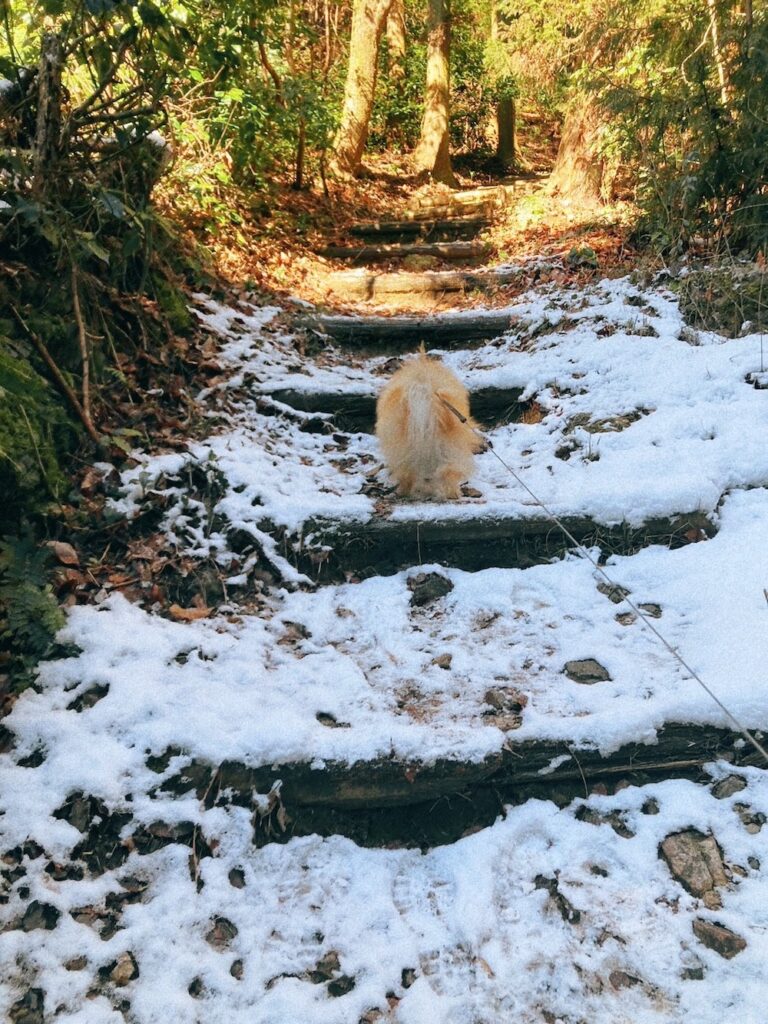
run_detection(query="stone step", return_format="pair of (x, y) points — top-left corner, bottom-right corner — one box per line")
(307, 308), (520, 347)
(348, 216), (490, 243)
(295, 510), (716, 581)
(257, 385), (527, 434)
(317, 240), (490, 265)
(160, 724), (751, 847)
(324, 265), (525, 302)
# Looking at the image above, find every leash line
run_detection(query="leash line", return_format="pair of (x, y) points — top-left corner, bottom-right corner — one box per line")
(440, 397), (768, 764)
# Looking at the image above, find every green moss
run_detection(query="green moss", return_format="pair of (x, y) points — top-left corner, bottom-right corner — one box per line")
(153, 274), (193, 334)
(0, 338), (76, 530)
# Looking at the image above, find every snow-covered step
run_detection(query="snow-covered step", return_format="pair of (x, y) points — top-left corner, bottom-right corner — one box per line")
(305, 307), (521, 347)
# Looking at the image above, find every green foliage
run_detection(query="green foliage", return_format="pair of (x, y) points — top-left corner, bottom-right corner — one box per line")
(0, 336), (75, 531)
(0, 533), (66, 688)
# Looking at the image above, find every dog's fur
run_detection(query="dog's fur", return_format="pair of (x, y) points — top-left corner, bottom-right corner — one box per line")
(375, 349), (481, 500)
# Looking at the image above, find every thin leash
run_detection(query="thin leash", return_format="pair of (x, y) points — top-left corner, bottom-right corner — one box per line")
(439, 397), (768, 765)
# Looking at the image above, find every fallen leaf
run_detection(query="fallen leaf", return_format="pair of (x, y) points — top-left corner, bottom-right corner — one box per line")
(49, 541), (79, 566)
(169, 604), (212, 622)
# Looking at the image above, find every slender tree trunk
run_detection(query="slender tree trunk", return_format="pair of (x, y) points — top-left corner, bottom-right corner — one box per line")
(385, 0), (407, 144)
(386, 0), (407, 83)
(706, 0), (731, 109)
(331, 0), (394, 176)
(32, 32), (63, 199)
(413, 0), (457, 186)
(496, 97), (515, 168)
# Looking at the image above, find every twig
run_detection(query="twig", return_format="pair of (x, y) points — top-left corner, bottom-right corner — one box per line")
(9, 303), (100, 444)
(71, 265), (97, 440)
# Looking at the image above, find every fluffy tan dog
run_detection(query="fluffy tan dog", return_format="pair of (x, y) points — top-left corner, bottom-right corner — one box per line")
(375, 349), (482, 500)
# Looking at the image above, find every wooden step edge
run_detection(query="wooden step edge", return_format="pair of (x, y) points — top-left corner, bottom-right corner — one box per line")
(306, 308), (520, 345)
(324, 266), (524, 300)
(158, 725), (747, 811)
(317, 241), (491, 264)
(349, 216), (490, 238)
(296, 510), (717, 580)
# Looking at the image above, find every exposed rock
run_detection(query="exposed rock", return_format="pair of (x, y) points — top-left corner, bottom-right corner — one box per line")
(407, 572), (454, 608)
(67, 683), (109, 712)
(65, 956), (88, 971)
(597, 581), (630, 604)
(230, 958), (244, 980)
(328, 974), (356, 997)
(228, 867), (246, 889)
(316, 711), (351, 729)
(110, 951), (139, 986)
(432, 653), (453, 670)
(564, 659), (611, 684)
(401, 967), (417, 988)
(692, 918), (747, 958)
(710, 774), (747, 799)
(638, 603), (662, 618)
(10, 987), (44, 1024)
(641, 797), (660, 815)
(659, 830), (728, 897)
(608, 970), (641, 990)
(734, 803), (765, 834)
(20, 900), (60, 931)
(576, 806), (634, 838)
(534, 874), (581, 924)
(206, 916), (238, 950)
(309, 950), (340, 983)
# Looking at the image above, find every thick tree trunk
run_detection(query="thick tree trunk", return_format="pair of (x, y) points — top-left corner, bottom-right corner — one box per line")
(331, 0), (394, 176)
(549, 95), (610, 202)
(412, 0), (457, 186)
(496, 97), (515, 168)
(32, 32), (63, 199)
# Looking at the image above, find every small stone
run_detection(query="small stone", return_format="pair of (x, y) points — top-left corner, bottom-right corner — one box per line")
(328, 974), (356, 997)
(484, 687), (527, 712)
(110, 952), (139, 986)
(608, 970), (641, 990)
(228, 867), (246, 889)
(65, 956), (88, 972)
(21, 901), (60, 932)
(734, 803), (765, 834)
(615, 612), (635, 626)
(432, 653), (453, 670)
(408, 572), (454, 608)
(564, 659), (611, 684)
(597, 581), (630, 604)
(67, 683), (110, 712)
(681, 965), (705, 981)
(711, 775), (747, 799)
(401, 967), (417, 988)
(692, 918), (747, 958)
(316, 712), (351, 729)
(638, 603), (662, 618)
(309, 950), (340, 983)
(660, 830), (728, 897)
(702, 890), (722, 910)
(188, 977), (204, 998)
(748, 856), (760, 870)
(10, 988), (44, 1024)
(230, 959), (244, 980)
(641, 797), (660, 815)
(206, 916), (238, 950)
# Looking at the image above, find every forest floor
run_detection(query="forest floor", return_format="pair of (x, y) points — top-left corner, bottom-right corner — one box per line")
(2, 174), (768, 1024)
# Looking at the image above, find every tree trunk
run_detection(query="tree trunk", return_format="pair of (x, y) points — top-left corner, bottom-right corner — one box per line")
(549, 95), (609, 202)
(496, 97), (515, 168)
(331, 0), (394, 177)
(386, 0), (407, 84)
(32, 32), (63, 199)
(412, 0), (457, 186)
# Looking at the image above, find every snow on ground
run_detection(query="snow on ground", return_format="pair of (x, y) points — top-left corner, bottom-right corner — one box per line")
(113, 277), (768, 552)
(2, 275), (768, 1023)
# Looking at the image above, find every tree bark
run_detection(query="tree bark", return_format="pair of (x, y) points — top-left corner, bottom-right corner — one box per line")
(496, 97), (515, 168)
(32, 32), (63, 199)
(331, 0), (394, 176)
(412, 0), (457, 186)
(386, 0), (407, 84)
(549, 95), (609, 202)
